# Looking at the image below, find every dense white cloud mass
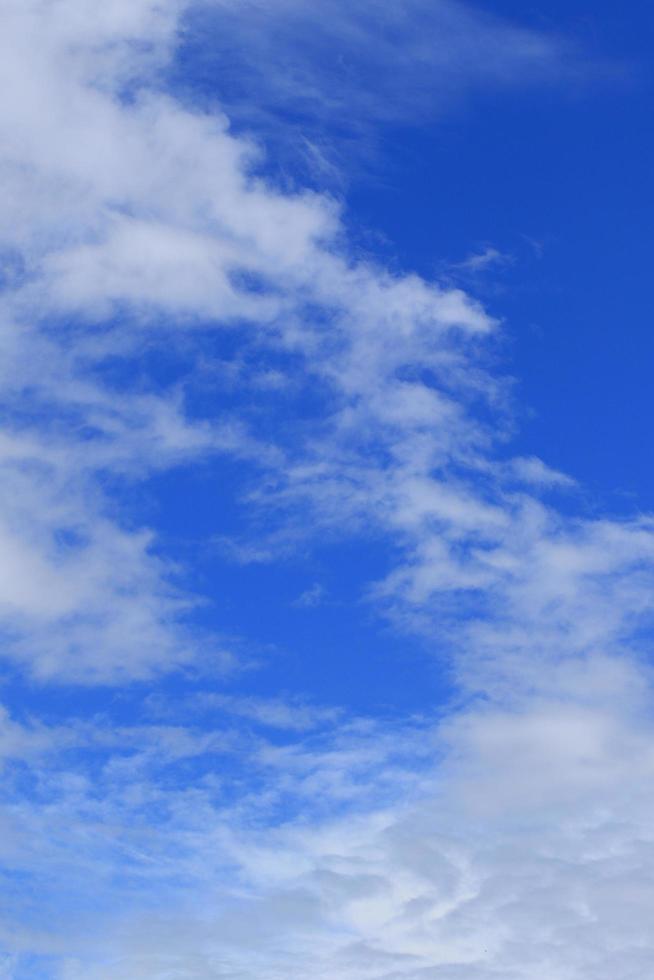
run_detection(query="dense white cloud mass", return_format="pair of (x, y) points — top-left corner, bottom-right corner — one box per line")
(6, 676), (654, 979)
(1, 1), (653, 978)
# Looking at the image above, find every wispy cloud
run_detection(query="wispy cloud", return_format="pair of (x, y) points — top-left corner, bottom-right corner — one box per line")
(448, 246), (514, 276)
(175, 0), (591, 145)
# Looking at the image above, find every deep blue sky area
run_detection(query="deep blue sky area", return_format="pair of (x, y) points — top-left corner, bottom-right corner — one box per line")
(171, 0), (654, 509)
(345, 2), (654, 509)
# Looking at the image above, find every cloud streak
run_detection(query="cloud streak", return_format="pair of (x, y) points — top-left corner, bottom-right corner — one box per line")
(174, 0), (590, 151)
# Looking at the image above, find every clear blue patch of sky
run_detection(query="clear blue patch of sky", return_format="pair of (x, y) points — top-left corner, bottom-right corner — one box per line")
(343, 2), (654, 510)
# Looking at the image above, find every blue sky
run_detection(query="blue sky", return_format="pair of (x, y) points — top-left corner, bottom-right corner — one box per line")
(3, 2), (654, 978)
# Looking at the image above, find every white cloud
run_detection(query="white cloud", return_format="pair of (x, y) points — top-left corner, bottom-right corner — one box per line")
(507, 454), (577, 489)
(3, 668), (653, 980)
